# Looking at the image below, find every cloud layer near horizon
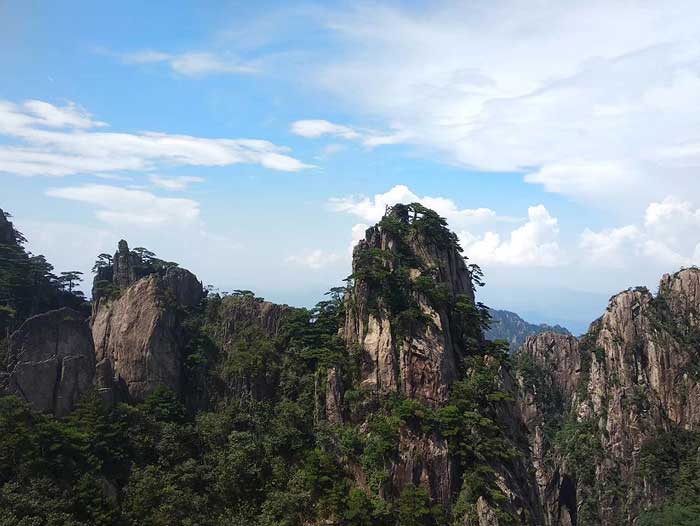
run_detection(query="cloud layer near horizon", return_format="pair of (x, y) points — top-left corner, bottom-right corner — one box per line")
(329, 185), (700, 272)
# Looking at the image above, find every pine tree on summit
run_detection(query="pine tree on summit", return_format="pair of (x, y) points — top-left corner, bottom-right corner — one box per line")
(58, 271), (84, 293)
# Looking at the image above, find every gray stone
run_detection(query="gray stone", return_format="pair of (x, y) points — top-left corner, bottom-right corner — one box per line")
(7, 308), (95, 415)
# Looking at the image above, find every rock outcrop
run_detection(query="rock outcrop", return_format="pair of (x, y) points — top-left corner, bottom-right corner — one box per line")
(335, 204), (542, 522)
(92, 257), (204, 403)
(205, 293), (293, 400)
(344, 204), (475, 407)
(112, 239), (141, 290)
(5, 308), (95, 415)
(516, 268), (700, 525)
(216, 293), (291, 339)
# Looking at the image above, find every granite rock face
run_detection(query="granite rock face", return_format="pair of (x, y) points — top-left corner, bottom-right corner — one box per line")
(344, 206), (475, 407)
(92, 268), (203, 403)
(208, 294), (292, 400)
(337, 205), (542, 522)
(516, 268), (700, 525)
(163, 267), (204, 308)
(216, 294), (290, 339)
(5, 308), (95, 415)
(112, 239), (141, 290)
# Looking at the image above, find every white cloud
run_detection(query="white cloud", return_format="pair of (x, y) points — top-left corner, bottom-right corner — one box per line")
(307, 2), (700, 206)
(328, 184), (501, 229)
(580, 197), (700, 268)
(460, 205), (563, 267)
(349, 223), (369, 254)
(291, 119), (411, 148)
(579, 225), (640, 267)
(120, 50), (258, 77)
(291, 119), (360, 140)
(330, 185), (557, 267)
(22, 100), (105, 129)
(0, 99), (311, 177)
(524, 161), (637, 203)
(46, 184), (200, 227)
(286, 249), (342, 269)
(149, 174), (204, 191)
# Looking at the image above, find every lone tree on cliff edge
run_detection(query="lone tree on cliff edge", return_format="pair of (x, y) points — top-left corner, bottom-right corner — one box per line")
(58, 271), (83, 293)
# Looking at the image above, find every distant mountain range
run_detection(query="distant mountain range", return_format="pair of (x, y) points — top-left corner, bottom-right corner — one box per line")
(486, 308), (570, 352)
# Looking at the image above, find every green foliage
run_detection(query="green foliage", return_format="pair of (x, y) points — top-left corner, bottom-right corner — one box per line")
(638, 504), (700, 526)
(91, 279), (120, 301)
(0, 204), (530, 526)
(91, 253), (113, 273)
(0, 227), (87, 341)
(554, 417), (602, 487)
(514, 352), (564, 436)
(58, 271), (84, 293)
(639, 428), (700, 513)
(396, 484), (444, 526)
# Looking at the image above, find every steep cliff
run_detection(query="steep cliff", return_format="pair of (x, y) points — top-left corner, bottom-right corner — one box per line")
(343, 203), (476, 406)
(516, 267), (700, 525)
(203, 293), (293, 401)
(91, 251), (204, 403)
(4, 307), (95, 415)
(335, 203), (541, 523)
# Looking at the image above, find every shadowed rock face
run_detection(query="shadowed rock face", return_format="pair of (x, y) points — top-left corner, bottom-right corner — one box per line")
(6, 308), (94, 415)
(217, 294), (290, 338)
(164, 267), (205, 308)
(92, 268), (203, 403)
(0, 208), (17, 245)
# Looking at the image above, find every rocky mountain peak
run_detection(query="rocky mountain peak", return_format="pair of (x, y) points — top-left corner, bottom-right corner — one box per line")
(91, 241), (204, 403)
(344, 202), (477, 406)
(515, 268), (700, 524)
(658, 267), (700, 328)
(112, 238), (140, 289)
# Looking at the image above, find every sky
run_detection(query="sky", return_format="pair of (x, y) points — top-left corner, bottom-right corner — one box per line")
(2, 1), (700, 334)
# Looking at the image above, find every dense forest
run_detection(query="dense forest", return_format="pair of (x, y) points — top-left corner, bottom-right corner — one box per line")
(0, 205), (520, 525)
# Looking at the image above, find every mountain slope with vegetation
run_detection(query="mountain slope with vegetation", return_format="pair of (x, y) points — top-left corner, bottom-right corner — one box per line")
(1, 203), (700, 525)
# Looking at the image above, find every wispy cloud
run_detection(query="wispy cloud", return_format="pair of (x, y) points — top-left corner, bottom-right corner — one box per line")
(308, 1), (700, 208)
(0, 99), (311, 177)
(286, 249), (342, 269)
(291, 119), (410, 148)
(149, 174), (204, 191)
(46, 184), (200, 227)
(119, 49), (259, 77)
(328, 184), (506, 228)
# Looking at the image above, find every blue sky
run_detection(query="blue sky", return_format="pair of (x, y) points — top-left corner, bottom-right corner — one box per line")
(3, 1), (700, 333)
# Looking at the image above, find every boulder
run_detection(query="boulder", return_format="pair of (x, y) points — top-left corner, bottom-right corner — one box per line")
(6, 308), (95, 415)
